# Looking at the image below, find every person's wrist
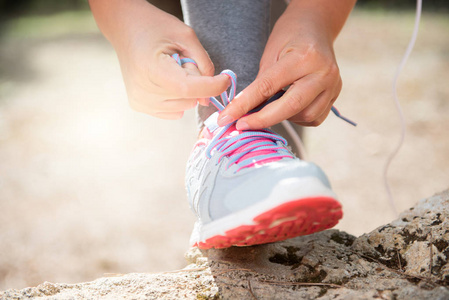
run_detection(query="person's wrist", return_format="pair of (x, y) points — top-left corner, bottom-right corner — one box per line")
(91, 0), (159, 49)
(282, 0), (343, 44)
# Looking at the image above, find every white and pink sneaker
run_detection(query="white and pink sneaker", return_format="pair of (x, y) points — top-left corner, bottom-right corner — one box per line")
(183, 67), (342, 249)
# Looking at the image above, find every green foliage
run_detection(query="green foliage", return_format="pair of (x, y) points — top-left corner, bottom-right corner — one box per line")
(0, 0), (89, 18)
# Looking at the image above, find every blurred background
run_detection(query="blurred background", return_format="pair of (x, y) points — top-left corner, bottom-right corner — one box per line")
(0, 0), (448, 291)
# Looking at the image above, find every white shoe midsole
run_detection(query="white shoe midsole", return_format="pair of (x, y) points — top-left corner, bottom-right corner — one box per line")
(190, 176), (337, 245)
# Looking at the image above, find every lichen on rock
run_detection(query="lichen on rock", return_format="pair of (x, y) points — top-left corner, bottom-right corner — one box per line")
(353, 189), (449, 284)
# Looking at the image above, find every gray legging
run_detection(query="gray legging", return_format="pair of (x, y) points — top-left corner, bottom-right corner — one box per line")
(180, 0), (303, 151)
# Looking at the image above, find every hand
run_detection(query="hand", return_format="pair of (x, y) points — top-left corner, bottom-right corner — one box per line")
(217, 0), (354, 129)
(89, 0), (230, 119)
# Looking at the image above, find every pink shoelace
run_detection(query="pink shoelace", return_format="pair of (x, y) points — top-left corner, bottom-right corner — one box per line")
(173, 54), (354, 172)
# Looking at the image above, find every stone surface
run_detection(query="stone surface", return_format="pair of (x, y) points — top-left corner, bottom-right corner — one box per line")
(2, 190), (449, 299)
(353, 189), (449, 283)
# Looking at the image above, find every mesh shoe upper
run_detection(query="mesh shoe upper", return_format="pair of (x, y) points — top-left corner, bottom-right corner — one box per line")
(185, 110), (334, 224)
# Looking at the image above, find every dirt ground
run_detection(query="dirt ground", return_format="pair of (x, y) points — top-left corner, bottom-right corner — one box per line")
(0, 8), (448, 290)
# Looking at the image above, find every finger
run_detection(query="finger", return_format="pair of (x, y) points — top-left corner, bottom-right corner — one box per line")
(177, 58), (212, 106)
(161, 98), (198, 111)
(288, 75), (341, 125)
(288, 82), (338, 124)
(289, 92), (336, 126)
(144, 98), (198, 113)
(129, 93), (197, 114)
(180, 57), (201, 76)
(292, 100), (335, 127)
(235, 74), (324, 130)
(291, 76), (342, 126)
(217, 53), (306, 126)
(179, 28), (216, 77)
(197, 97), (209, 106)
(155, 54), (230, 98)
(154, 111), (184, 120)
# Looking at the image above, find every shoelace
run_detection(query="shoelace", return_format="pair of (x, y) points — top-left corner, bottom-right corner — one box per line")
(206, 69), (294, 172)
(172, 54), (356, 126)
(173, 54), (354, 172)
(173, 54), (294, 172)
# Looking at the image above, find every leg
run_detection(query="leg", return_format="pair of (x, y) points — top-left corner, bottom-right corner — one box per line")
(181, 0), (271, 128)
(182, 0), (304, 155)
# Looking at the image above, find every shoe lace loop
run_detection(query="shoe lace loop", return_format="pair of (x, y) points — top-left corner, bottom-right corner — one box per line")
(205, 70), (294, 172)
(173, 54), (355, 172)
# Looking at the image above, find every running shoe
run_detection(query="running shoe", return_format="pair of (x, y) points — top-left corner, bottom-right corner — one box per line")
(184, 68), (343, 249)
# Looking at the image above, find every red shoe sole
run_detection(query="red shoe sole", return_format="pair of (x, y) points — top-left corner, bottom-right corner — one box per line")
(193, 196), (342, 249)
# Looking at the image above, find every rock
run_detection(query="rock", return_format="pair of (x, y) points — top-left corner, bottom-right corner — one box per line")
(2, 190), (449, 299)
(352, 189), (449, 282)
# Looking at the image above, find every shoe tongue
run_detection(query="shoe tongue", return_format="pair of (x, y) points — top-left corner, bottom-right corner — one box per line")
(201, 111), (242, 140)
(205, 112), (244, 138)
(202, 112), (293, 169)
(204, 112), (220, 133)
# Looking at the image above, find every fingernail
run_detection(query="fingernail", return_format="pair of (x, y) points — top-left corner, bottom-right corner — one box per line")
(217, 114), (234, 126)
(197, 98), (209, 106)
(219, 74), (231, 87)
(236, 120), (250, 131)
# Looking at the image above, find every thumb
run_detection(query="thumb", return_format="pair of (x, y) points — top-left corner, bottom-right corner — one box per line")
(181, 30), (215, 77)
(180, 58), (210, 106)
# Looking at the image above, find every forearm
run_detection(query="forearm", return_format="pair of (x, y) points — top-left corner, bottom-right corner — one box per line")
(88, 0), (173, 49)
(218, 0), (356, 129)
(285, 0), (357, 43)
